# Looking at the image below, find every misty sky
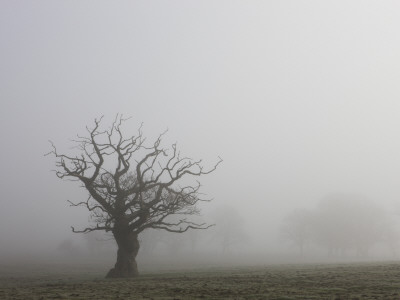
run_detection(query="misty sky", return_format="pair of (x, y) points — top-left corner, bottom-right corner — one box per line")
(2, 1), (400, 257)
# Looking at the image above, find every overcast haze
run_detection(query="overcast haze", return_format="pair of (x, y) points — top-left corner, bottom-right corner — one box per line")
(2, 1), (400, 265)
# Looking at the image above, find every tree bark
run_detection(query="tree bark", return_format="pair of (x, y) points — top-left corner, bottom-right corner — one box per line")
(106, 229), (140, 278)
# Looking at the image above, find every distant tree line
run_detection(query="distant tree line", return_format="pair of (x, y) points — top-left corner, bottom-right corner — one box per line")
(280, 194), (399, 258)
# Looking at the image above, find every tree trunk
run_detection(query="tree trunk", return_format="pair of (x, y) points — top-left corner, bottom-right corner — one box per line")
(106, 229), (140, 278)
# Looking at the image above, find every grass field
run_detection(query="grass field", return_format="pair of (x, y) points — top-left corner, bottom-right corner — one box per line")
(1, 262), (400, 299)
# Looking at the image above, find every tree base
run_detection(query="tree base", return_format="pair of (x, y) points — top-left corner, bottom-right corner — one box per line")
(106, 266), (139, 278)
(107, 229), (140, 278)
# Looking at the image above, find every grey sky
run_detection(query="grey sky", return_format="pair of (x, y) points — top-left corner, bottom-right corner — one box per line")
(1, 1), (400, 258)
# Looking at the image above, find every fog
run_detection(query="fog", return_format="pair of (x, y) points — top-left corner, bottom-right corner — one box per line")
(2, 1), (400, 270)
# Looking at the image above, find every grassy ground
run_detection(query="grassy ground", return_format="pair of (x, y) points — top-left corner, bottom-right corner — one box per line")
(1, 262), (400, 299)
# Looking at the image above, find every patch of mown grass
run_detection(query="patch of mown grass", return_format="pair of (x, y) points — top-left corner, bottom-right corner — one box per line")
(1, 263), (400, 299)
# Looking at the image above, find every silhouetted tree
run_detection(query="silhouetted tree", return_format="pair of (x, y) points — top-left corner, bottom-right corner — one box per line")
(48, 116), (221, 278)
(312, 194), (386, 257)
(56, 238), (81, 257)
(280, 208), (313, 256)
(211, 205), (248, 254)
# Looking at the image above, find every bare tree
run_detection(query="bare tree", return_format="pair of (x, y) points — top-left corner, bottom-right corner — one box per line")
(280, 208), (313, 257)
(211, 205), (248, 254)
(313, 194), (386, 257)
(47, 116), (221, 278)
